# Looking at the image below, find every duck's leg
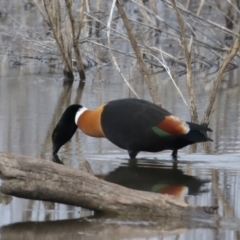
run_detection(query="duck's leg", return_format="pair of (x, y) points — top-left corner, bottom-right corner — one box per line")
(171, 149), (178, 161)
(128, 150), (139, 159)
(52, 154), (64, 164)
(128, 150), (138, 166)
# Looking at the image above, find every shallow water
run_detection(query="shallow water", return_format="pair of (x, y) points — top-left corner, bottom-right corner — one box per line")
(1, 0), (240, 239)
(0, 70), (240, 239)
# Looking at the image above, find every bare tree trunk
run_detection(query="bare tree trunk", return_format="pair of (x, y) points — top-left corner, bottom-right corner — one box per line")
(35, 0), (87, 83)
(171, 0), (198, 123)
(0, 152), (216, 218)
(65, 0), (86, 82)
(42, 0), (74, 84)
(201, 34), (240, 125)
(116, 0), (162, 106)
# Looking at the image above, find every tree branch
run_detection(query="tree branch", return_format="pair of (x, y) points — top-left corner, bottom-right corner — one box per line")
(201, 34), (240, 125)
(171, 0), (198, 123)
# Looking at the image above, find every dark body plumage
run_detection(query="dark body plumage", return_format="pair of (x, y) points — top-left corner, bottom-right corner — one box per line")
(52, 98), (212, 161)
(100, 99), (212, 159)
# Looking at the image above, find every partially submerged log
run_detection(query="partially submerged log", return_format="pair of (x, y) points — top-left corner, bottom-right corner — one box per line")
(0, 152), (217, 218)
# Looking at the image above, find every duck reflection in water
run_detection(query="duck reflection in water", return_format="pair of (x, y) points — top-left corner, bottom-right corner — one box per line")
(96, 162), (209, 198)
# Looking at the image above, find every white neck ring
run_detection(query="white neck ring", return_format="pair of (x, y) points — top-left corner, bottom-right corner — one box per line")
(75, 107), (88, 125)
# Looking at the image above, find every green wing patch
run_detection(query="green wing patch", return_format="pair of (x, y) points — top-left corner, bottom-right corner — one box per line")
(152, 126), (171, 137)
(151, 183), (168, 192)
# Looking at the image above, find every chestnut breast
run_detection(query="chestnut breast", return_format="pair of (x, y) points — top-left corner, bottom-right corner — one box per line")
(77, 105), (105, 137)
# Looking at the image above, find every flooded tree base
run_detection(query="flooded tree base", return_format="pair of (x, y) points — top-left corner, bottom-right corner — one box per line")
(63, 70), (74, 84)
(0, 152), (217, 219)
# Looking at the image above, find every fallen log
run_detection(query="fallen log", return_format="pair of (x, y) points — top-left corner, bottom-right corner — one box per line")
(0, 152), (217, 219)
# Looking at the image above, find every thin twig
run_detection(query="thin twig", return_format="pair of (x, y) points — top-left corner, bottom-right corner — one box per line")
(83, 12), (182, 61)
(146, 51), (189, 108)
(196, 0), (205, 16)
(162, 0), (238, 37)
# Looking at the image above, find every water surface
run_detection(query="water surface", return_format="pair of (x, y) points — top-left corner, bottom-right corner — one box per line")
(0, 71), (240, 240)
(1, 0), (240, 239)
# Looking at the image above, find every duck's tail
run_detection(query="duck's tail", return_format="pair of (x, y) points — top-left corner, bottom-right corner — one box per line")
(185, 122), (213, 143)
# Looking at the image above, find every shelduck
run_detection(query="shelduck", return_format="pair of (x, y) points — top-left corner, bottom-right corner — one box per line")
(52, 98), (212, 161)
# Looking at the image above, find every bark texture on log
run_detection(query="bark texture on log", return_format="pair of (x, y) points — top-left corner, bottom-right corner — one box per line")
(0, 152), (216, 218)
